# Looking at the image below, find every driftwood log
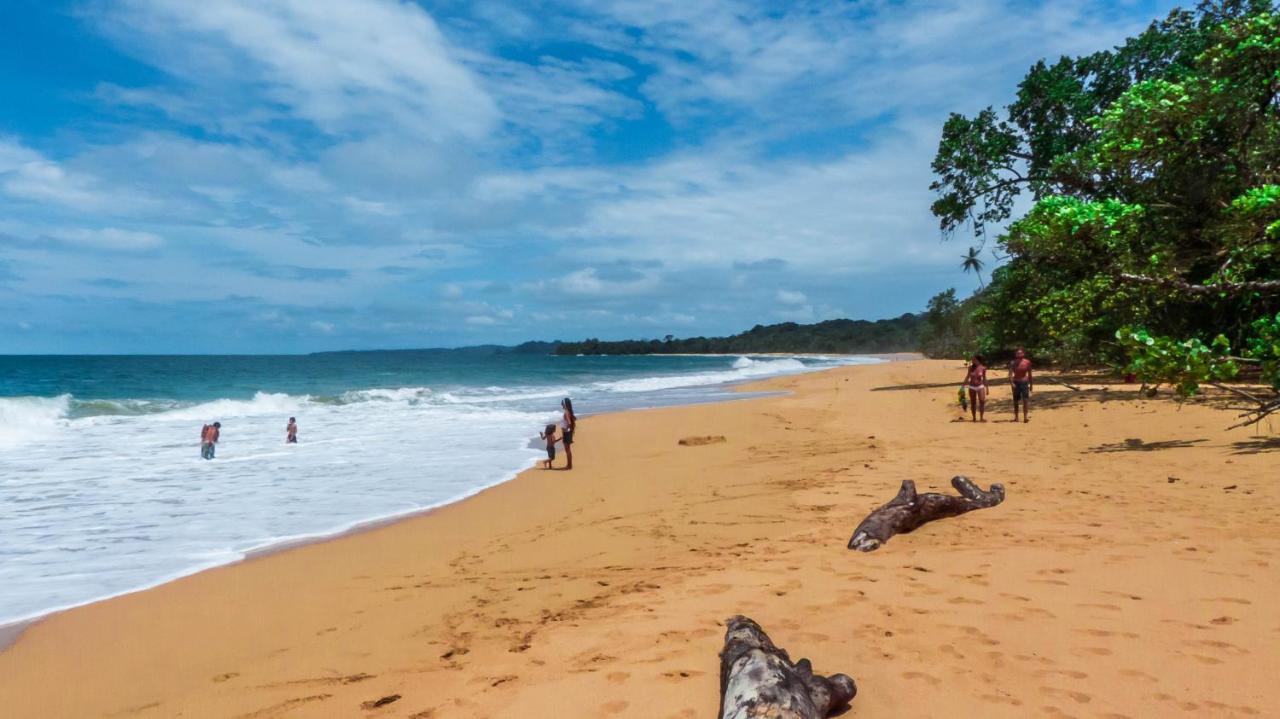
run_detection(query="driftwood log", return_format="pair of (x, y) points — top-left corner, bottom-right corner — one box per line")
(718, 615), (855, 719)
(847, 476), (1005, 552)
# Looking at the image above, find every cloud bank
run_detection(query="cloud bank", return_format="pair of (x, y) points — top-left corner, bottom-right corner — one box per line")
(0, 0), (1177, 352)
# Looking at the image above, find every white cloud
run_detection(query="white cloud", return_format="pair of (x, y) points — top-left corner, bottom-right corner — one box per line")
(0, 140), (42, 171)
(100, 0), (498, 141)
(54, 227), (164, 251)
(0, 140), (128, 212)
(531, 267), (660, 298)
(776, 289), (806, 305)
(309, 320), (336, 333)
(0, 0), (1185, 352)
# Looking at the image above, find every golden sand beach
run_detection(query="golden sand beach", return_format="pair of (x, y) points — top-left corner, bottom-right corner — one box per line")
(0, 359), (1276, 718)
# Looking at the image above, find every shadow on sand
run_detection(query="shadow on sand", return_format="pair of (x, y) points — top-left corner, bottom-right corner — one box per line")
(1088, 437), (1208, 453)
(1230, 437), (1280, 455)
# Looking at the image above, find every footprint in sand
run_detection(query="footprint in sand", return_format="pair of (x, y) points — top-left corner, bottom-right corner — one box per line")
(600, 700), (630, 714)
(1076, 628), (1138, 639)
(1035, 669), (1089, 680)
(1041, 686), (1093, 704)
(1186, 638), (1249, 656)
(1076, 603), (1122, 612)
(1201, 701), (1261, 715)
(902, 671), (941, 686)
(1031, 578), (1070, 586)
(606, 671), (630, 684)
(211, 672), (239, 683)
(978, 692), (1022, 707)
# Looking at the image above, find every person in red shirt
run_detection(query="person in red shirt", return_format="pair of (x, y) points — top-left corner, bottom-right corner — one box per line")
(201, 422), (221, 459)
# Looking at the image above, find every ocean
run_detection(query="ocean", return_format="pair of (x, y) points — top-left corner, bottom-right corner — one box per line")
(0, 351), (879, 626)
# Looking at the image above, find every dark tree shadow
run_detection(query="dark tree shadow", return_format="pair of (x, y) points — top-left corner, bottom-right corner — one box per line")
(1088, 438), (1208, 453)
(871, 381), (963, 392)
(1230, 437), (1280, 455)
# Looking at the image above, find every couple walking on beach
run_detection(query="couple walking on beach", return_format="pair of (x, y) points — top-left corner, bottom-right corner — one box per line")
(962, 348), (1033, 423)
(539, 398), (577, 470)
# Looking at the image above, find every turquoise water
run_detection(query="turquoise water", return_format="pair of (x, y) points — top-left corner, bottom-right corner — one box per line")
(0, 351), (876, 625)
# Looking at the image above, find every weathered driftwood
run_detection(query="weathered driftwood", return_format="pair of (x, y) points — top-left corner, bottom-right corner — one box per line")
(847, 476), (1005, 552)
(1046, 376), (1081, 391)
(718, 615), (855, 719)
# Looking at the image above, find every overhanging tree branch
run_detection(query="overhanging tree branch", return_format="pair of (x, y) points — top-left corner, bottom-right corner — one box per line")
(1118, 273), (1280, 296)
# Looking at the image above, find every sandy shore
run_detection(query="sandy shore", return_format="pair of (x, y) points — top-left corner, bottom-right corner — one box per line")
(1, 360), (1276, 718)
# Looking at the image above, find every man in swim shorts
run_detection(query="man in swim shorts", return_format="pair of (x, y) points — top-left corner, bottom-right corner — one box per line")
(1008, 348), (1033, 423)
(201, 421), (221, 459)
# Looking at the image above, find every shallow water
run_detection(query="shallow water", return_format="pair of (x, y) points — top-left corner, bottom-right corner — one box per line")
(0, 351), (879, 624)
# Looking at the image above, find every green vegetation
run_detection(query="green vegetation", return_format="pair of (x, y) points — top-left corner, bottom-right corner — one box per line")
(929, 1), (1280, 423)
(918, 289), (979, 360)
(553, 315), (924, 356)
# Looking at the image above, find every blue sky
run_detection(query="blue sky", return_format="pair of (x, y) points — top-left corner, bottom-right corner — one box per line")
(0, 0), (1179, 353)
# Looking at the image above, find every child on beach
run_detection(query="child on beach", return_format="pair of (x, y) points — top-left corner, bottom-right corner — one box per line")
(539, 423), (558, 469)
(286, 417), (298, 444)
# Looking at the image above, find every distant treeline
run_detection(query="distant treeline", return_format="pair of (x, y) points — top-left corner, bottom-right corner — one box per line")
(550, 315), (924, 356)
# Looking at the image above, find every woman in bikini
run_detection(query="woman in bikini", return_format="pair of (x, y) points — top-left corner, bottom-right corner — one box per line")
(963, 354), (988, 422)
(560, 398), (577, 470)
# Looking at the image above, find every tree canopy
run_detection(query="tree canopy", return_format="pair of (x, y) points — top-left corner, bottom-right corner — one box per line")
(929, 1), (1280, 422)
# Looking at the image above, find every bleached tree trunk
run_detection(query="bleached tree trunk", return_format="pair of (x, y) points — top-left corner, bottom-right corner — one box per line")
(848, 476), (1005, 552)
(718, 616), (856, 719)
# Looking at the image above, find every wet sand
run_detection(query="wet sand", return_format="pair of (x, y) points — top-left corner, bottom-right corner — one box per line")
(0, 359), (1276, 717)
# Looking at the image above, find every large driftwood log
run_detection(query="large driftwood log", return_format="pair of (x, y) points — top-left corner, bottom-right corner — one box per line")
(847, 476), (1005, 552)
(718, 615), (856, 719)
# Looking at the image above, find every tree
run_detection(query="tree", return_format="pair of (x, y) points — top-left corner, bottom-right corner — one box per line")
(960, 247), (986, 288)
(929, 3), (1280, 423)
(930, 1), (1272, 242)
(919, 289), (978, 359)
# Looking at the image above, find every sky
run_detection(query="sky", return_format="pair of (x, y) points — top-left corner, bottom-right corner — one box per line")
(0, 0), (1180, 354)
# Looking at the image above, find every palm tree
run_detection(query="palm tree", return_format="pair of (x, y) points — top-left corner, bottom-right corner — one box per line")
(961, 246), (985, 289)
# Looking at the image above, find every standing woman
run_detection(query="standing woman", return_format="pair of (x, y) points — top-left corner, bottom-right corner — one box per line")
(560, 398), (577, 470)
(963, 355), (988, 422)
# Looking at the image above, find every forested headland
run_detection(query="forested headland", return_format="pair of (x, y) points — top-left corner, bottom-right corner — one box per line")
(551, 315), (924, 355)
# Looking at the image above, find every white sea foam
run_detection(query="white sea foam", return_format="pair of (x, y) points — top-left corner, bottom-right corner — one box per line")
(157, 392), (305, 421)
(0, 354), (877, 625)
(0, 394), (71, 448)
(338, 386), (433, 403)
(597, 357), (810, 393)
